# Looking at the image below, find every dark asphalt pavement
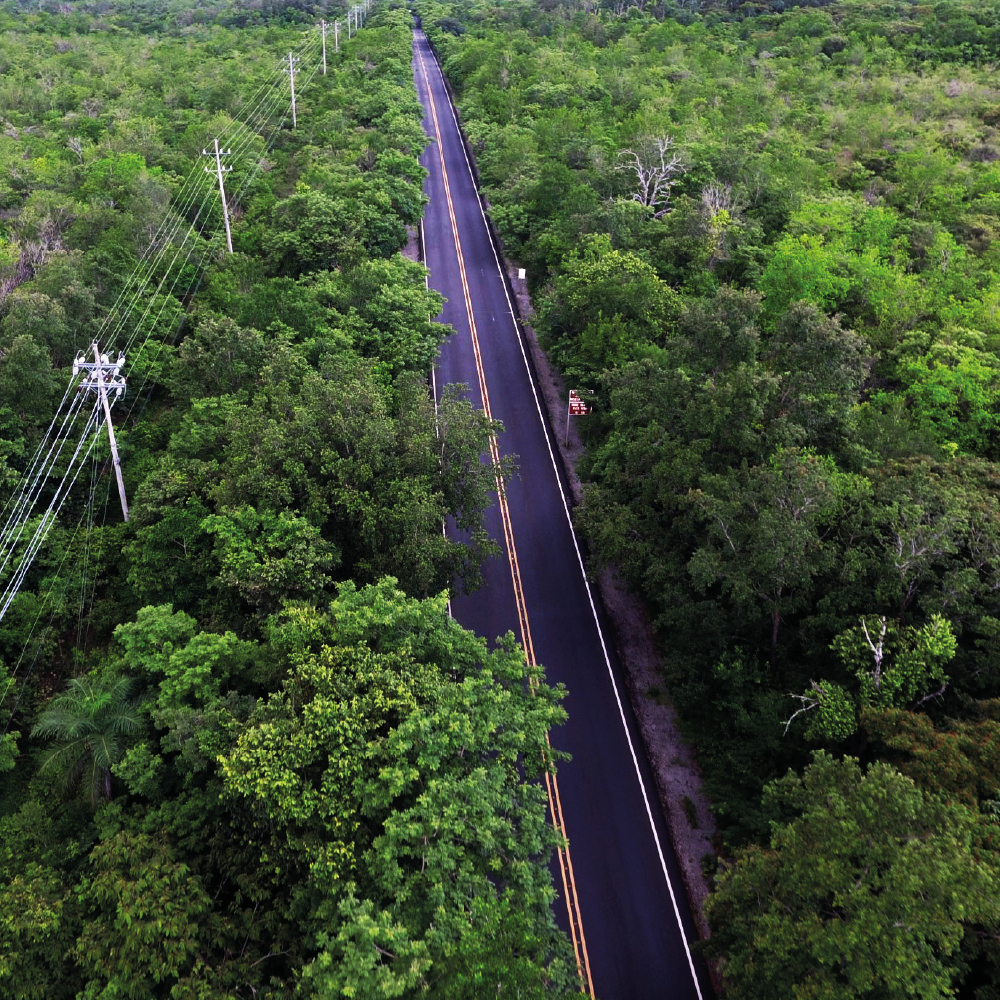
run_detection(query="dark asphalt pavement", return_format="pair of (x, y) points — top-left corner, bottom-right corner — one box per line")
(412, 28), (709, 1000)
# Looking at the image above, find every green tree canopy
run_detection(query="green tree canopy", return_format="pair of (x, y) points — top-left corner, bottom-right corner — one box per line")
(705, 752), (1000, 1000)
(221, 578), (578, 998)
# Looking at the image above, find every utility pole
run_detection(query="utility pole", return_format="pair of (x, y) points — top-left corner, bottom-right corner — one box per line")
(334, 18), (339, 52)
(321, 18), (327, 75)
(286, 52), (300, 127)
(203, 139), (234, 254)
(72, 345), (129, 522)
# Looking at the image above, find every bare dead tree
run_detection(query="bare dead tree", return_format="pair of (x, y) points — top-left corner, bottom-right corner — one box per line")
(616, 136), (685, 217)
(701, 183), (736, 216)
(700, 183), (743, 269)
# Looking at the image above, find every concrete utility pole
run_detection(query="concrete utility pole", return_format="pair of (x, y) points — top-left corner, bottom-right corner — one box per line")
(334, 18), (339, 52)
(321, 19), (327, 75)
(203, 139), (234, 254)
(286, 52), (300, 127)
(72, 345), (129, 522)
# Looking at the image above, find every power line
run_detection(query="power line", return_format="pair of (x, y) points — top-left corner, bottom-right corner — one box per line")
(0, 14), (361, 637)
(0, 401), (102, 624)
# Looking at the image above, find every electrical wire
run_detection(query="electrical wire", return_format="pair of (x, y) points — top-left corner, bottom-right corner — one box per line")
(0, 14), (371, 740)
(0, 401), (102, 623)
(115, 32), (325, 415)
(91, 30), (323, 354)
(0, 392), (90, 583)
(0, 497), (101, 740)
(117, 34), (323, 368)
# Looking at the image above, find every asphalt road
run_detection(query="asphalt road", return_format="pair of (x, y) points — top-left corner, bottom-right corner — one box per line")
(412, 28), (709, 1000)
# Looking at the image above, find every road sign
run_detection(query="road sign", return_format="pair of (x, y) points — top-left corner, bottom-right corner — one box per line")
(569, 389), (592, 416)
(566, 389), (593, 443)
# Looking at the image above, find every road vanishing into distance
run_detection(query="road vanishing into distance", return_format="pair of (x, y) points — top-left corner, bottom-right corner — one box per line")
(412, 28), (709, 1000)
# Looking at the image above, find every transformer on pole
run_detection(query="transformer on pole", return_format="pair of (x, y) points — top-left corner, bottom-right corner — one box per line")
(72, 343), (129, 522)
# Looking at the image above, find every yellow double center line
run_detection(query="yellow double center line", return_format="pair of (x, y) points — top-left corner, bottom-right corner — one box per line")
(415, 40), (595, 998)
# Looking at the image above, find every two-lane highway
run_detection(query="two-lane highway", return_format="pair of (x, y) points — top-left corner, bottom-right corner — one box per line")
(412, 28), (708, 1000)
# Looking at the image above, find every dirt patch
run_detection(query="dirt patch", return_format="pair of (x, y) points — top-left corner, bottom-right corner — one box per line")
(503, 266), (716, 941)
(402, 224), (421, 264)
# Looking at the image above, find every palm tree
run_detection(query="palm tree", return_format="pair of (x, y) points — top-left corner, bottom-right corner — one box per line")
(31, 675), (144, 806)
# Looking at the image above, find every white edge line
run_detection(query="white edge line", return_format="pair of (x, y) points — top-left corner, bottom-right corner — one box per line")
(420, 32), (704, 1000)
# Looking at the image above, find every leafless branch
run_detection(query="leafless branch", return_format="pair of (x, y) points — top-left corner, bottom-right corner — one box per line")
(616, 136), (685, 217)
(861, 616), (887, 690)
(701, 183), (737, 216)
(783, 682), (827, 735)
(913, 682), (948, 709)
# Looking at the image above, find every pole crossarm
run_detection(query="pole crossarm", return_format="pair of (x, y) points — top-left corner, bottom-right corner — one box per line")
(73, 349), (126, 401)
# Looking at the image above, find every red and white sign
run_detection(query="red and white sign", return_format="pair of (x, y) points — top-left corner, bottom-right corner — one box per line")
(568, 390), (592, 416)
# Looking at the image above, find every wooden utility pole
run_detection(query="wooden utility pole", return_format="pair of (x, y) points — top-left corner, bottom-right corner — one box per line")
(286, 52), (300, 127)
(203, 139), (234, 254)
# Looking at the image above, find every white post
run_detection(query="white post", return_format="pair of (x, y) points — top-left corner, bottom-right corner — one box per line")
(92, 343), (129, 522)
(205, 138), (234, 254)
(321, 19), (327, 75)
(287, 52), (299, 127)
(334, 18), (339, 51)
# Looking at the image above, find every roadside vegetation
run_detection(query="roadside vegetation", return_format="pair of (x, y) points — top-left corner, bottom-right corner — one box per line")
(0, 1), (583, 996)
(415, 0), (1000, 995)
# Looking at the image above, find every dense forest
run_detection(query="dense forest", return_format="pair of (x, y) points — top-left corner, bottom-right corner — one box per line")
(412, 0), (1000, 997)
(8, 0), (1000, 996)
(0, 1), (584, 996)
